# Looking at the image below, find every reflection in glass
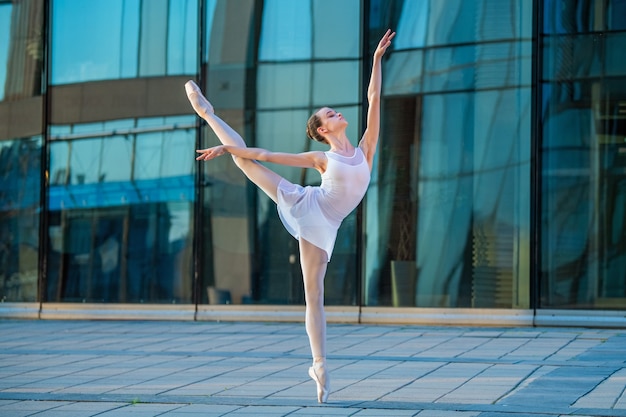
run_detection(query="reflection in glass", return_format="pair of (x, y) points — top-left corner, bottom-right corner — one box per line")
(0, 0), (44, 101)
(198, 0), (362, 306)
(0, 2), (12, 101)
(46, 123), (195, 303)
(311, 0), (359, 59)
(259, 0), (311, 61)
(51, 0), (197, 85)
(0, 0), (44, 302)
(541, 0), (626, 309)
(0, 138), (42, 302)
(312, 61), (360, 107)
(365, 0), (531, 308)
(257, 63), (312, 109)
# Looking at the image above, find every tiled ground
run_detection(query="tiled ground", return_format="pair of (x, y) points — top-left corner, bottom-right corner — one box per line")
(1, 320), (625, 417)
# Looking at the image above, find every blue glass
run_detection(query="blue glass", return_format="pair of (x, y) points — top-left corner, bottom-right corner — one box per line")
(0, 137), (42, 302)
(0, 0), (44, 101)
(203, 0), (217, 63)
(364, 0), (531, 308)
(544, 0), (626, 33)
(0, 3), (11, 101)
(250, 0), (362, 306)
(51, 0), (197, 85)
(395, 0), (531, 49)
(257, 63), (312, 109)
(312, 61), (360, 107)
(52, 0), (138, 84)
(541, 0), (626, 309)
(311, 0), (360, 59)
(259, 0), (311, 61)
(46, 121), (195, 303)
(385, 41), (532, 95)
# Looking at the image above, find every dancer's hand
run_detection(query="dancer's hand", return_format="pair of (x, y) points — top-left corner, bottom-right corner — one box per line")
(374, 29), (395, 60)
(196, 145), (226, 161)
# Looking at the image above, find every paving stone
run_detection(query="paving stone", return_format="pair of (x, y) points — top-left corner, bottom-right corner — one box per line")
(2, 321), (626, 416)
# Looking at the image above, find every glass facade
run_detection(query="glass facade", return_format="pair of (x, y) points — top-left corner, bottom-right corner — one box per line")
(0, 0), (44, 302)
(0, 0), (625, 317)
(541, 0), (626, 309)
(45, 0), (198, 303)
(365, 0), (532, 308)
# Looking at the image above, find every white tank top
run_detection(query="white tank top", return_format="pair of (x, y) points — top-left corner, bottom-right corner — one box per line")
(319, 147), (371, 223)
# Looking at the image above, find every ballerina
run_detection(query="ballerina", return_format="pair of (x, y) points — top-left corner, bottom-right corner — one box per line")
(187, 29), (395, 403)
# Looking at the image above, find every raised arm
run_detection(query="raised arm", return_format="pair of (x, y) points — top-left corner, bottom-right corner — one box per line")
(196, 145), (327, 172)
(358, 29), (395, 168)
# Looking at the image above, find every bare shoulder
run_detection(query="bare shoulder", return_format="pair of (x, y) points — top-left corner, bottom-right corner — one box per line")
(305, 150), (328, 173)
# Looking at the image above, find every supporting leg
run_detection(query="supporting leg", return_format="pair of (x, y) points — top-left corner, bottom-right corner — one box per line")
(299, 238), (330, 403)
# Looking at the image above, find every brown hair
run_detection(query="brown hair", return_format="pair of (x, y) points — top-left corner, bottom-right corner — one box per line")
(306, 110), (328, 144)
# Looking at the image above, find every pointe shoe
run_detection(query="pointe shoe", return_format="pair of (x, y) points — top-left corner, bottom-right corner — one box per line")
(308, 363), (330, 403)
(184, 80), (214, 116)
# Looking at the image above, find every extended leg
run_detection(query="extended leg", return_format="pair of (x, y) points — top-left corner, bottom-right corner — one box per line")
(186, 81), (281, 202)
(299, 238), (330, 403)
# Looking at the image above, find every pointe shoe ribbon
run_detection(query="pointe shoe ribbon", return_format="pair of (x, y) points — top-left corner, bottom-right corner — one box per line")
(308, 364), (330, 403)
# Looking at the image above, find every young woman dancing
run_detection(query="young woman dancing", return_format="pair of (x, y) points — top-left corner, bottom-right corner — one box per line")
(186, 29), (395, 403)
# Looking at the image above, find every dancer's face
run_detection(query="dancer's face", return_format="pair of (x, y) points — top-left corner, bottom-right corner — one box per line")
(317, 107), (348, 134)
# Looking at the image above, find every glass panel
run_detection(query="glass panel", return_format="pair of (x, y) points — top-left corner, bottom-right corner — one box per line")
(541, 0), (626, 309)
(0, 2), (11, 101)
(0, 0), (44, 302)
(544, 0), (626, 33)
(312, 0), (360, 59)
(257, 63), (311, 109)
(0, 137), (42, 302)
(364, 0), (531, 308)
(46, 123), (195, 303)
(259, 0), (311, 61)
(385, 50), (424, 95)
(251, 108), (360, 306)
(203, 0), (217, 63)
(0, 0), (44, 101)
(199, 108), (251, 305)
(200, 0), (362, 306)
(385, 42), (533, 96)
(255, 109), (310, 304)
(312, 61), (360, 107)
(51, 0), (197, 85)
(394, 0), (532, 48)
(166, 0), (197, 74)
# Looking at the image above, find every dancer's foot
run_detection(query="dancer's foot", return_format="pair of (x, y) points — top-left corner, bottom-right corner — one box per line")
(185, 80), (214, 118)
(308, 362), (330, 403)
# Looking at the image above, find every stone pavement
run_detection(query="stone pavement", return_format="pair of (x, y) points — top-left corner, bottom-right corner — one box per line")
(1, 320), (625, 417)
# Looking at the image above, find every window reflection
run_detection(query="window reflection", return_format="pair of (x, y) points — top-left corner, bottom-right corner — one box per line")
(0, 0), (44, 302)
(198, 0), (362, 306)
(257, 63), (312, 109)
(541, 0), (626, 309)
(312, 61), (360, 106)
(9, 0), (626, 314)
(51, 0), (197, 85)
(46, 121), (195, 303)
(0, 2), (12, 101)
(0, 0), (44, 101)
(311, 0), (359, 59)
(365, 0), (531, 308)
(258, 0), (311, 61)
(0, 137), (42, 302)
(247, 0), (362, 306)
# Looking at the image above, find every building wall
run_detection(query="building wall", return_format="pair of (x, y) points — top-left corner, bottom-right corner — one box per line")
(0, 0), (625, 321)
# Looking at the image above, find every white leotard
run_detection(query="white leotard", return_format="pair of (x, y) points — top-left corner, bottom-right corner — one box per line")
(277, 147), (370, 261)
